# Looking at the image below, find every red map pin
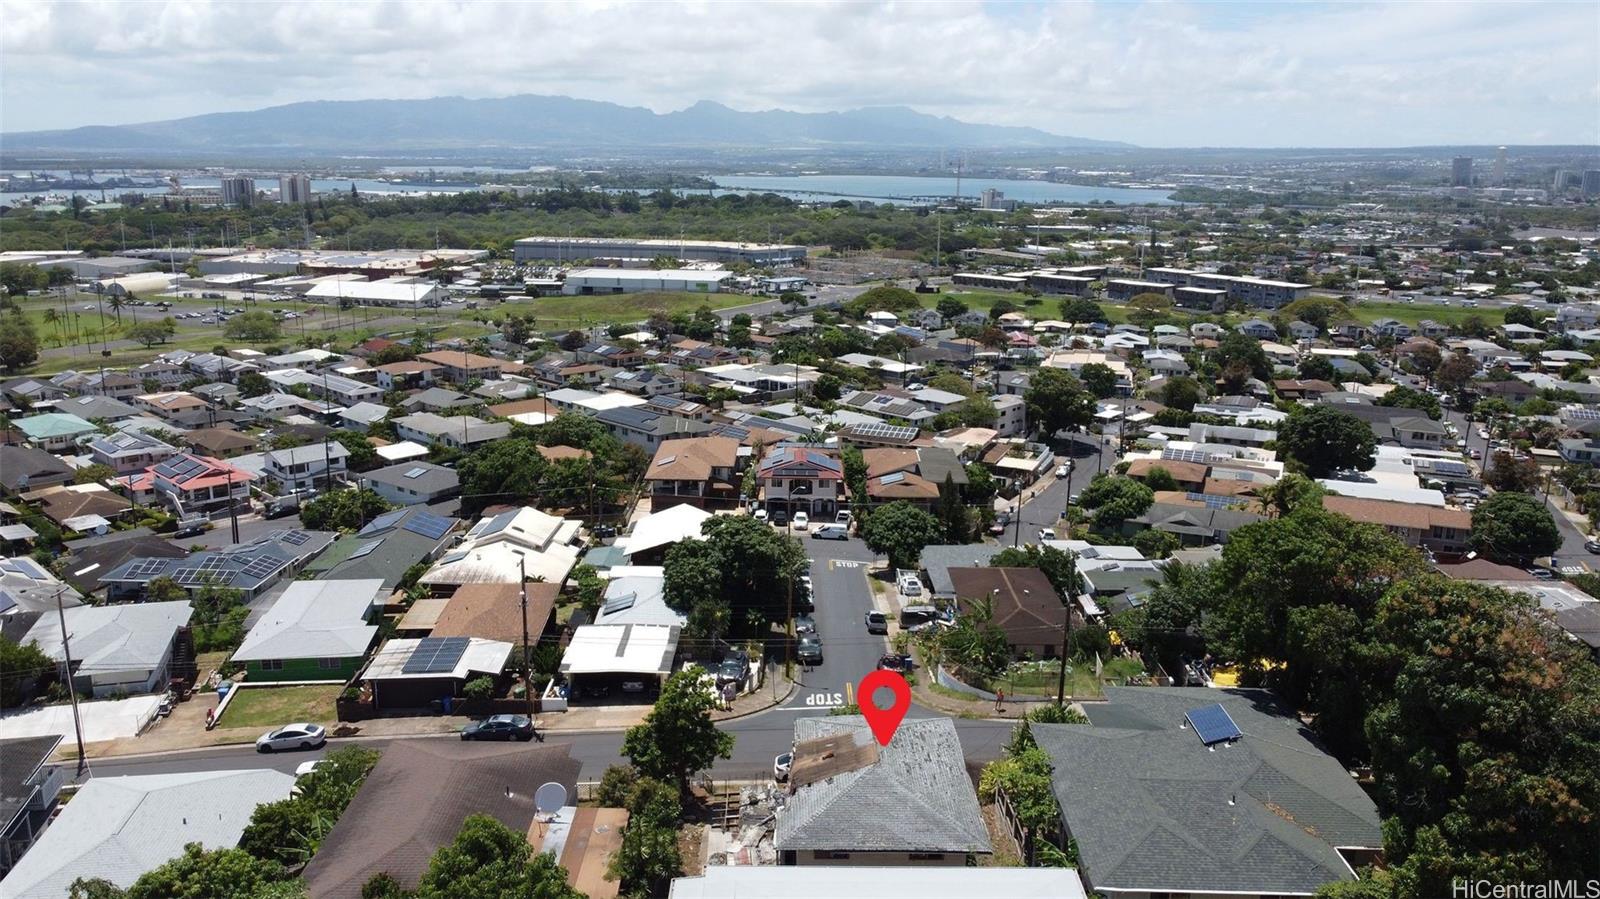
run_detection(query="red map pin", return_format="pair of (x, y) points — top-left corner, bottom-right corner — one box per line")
(857, 669), (911, 747)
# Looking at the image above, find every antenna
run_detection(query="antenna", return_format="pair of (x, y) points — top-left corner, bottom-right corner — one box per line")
(534, 782), (568, 819)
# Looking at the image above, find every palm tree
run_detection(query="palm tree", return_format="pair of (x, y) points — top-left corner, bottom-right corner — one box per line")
(41, 308), (60, 346)
(107, 294), (124, 323)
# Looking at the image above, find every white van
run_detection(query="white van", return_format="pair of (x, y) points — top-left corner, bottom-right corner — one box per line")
(812, 524), (849, 540)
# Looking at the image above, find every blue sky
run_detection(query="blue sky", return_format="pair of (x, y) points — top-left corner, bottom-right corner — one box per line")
(1, 0), (1595, 147)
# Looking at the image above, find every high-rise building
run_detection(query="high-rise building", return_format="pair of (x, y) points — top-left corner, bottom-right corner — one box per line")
(980, 187), (1004, 209)
(1492, 147), (1507, 186)
(1584, 170), (1600, 199)
(220, 176), (256, 207)
(1451, 156), (1473, 187)
(278, 173), (312, 204)
(1552, 170), (1573, 192)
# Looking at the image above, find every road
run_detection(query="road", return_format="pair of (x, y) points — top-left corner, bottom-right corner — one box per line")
(1000, 432), (1119, 547)
(77, 531), (1014, 785)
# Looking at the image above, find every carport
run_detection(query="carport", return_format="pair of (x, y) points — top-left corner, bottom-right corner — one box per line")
(558, 624), (680, 698)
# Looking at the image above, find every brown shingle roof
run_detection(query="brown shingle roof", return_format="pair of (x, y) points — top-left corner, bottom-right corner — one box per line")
(644, 436), (739, 482)
(430, 582), (556, 645)
(300, 741), (581, 899)
(536, 445), (593, 463)
(866, 470), (939, 501)
(487, 397), (558, 419)
(373, 360), (442, 375)
(1127, 458), (1208, 485)
(418, 350), (524, 372)
(184, 427), (256, 455)
(1323, 494), (1472, 531)
(949, 567), (1065, 648)
(862, 448), (919, 479)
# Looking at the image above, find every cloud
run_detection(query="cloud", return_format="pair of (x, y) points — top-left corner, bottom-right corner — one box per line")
(1, 0), (1594, 146)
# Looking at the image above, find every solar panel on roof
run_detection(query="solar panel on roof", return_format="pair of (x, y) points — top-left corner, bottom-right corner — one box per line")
(239, 556), (285, 581)
(172, 568), (209, 586)
(402, 467), (427, 479)
(880, 472), (907, 485)
(402, 511), (453, 541)
(359, 509), (408, 537)
(1185, 703), (1243, 745)
(123, 559), (169, 579)
(8, 558), (50, 579)
(347, 538), (383, 560)
(601, 593), (636, 615)
(402, 636), (470, 675)
(281, 530), (311, 546)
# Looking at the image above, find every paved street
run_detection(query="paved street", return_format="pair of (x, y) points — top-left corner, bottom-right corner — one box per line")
(1000, 432), (1119, 546)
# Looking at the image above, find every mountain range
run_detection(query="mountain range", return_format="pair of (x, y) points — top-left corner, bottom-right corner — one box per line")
(2, 95), (1128, 154)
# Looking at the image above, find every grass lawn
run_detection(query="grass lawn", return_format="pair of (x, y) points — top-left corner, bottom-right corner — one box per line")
(510, 290), (758, 326)
(1344, 298), (1506, 329)
(919, 289), (1131, 324)
(220, 684), (342, 729)
(997, 655), (1145, 699)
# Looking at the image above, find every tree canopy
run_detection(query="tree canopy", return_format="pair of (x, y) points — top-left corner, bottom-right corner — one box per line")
(415, 814), (580, 899)
(1023, 366), (1096, 437)
(860, 501), (945, 570)
(622, 666), (735, 798)
(1469, 491), (1560, 563)
(662, 515), (806, 639)
(1275, 405), (1376, 477)
(1076, 476), (1154, 530)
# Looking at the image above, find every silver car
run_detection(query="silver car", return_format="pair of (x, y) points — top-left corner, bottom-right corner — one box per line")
(255, 722), (327, 752)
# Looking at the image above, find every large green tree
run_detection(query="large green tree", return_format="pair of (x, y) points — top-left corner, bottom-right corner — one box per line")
(1275, 405), (1376, 477)
(223, 311), (282, 342)
(0, 636), (51, 708)
(1077, 362), (1118, 399)
(621, 666), (735, 798)
(1023, 366), (1096, 438)
(298, 487), (393, 532)
(1469, 491), (1560, 563)
(1213, 331), (1273, 381)
(415, 814), (579, 899)
(456, 437), (548, 514)
(860, 500), (945, 570)
(662, 515), (806, 636)
(1076, 475), (1154, 530)
(0, 310), (40, 372)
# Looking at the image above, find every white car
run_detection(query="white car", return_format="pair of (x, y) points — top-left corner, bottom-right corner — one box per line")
(753, 508), (768, 523)
(774, 752), (793, 783)
(255, 722), (326, 753)
(1055, 463), (1072, 478)
(791, 512), (810, 531)
(294, 759), (324, 777)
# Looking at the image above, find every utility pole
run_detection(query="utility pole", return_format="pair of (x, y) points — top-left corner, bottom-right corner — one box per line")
(1055, 584), (1074, 708)
(55, 588), (88, 776)
(321, 371), (335, 493)
(227, 467), (240, 544)
(784, 575), (794, 680)
(520, 556), (533, 716)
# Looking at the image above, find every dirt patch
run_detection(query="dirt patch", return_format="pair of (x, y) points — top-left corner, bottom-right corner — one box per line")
(678, 823), (707, 876)
(979, 802), (1023, 867)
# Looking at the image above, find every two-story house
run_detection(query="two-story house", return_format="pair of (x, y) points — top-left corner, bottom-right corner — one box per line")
(0, 735), (67, 877)
(758, 446), (845, 520)
(87, 431), (178, 476)
(263, 442), (351, 493)
(643, 436), (743, 511)
(131, 453), (255, 515)
(1322, 494), (1472, 553)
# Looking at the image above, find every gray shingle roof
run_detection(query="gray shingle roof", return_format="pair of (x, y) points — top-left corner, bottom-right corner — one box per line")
(777, 716), (991, 855)
(919, 543), (1005, 595)
(1035, 687), (1380, 896)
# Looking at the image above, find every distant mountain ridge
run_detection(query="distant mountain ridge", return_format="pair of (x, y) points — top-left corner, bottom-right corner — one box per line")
(3, 94), (1129, 153)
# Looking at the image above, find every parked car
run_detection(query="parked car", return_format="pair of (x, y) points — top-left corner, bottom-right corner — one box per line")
(791, 512), (810, 531)
(752, 508), (768, 523)
(865, 611), (888, 635)
(772, 509), (788, 527)
(794, 613), (817, 634)
(717, 651), (750, 687)
(1585, 540), (1600, 555)
(460, 714), (536, 742)
(812, 524), (849, 540)
(835, 510), (852, 525)
(774, 752), (793, 783)
(796, 635), (823, 665)
(1055, 462), (1072, 478)
(256, 723), (327, 752)
(876, 654), (913, 672)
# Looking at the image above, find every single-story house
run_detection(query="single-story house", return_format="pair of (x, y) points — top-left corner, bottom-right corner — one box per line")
(229, 579), (384, 682)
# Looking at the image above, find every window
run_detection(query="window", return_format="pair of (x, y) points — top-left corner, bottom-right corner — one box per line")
(260, 659), (284, 671)
(317, 658), (343, 670)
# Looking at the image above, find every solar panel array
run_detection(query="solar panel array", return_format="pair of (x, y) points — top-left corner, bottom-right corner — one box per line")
(155, 456), (206, 480)
(1183, 492), (1245, 510)
(845, 422), (918, 442)
(281, 529), (312, 546)
(1, 558), (51, 579)
(601, 593), (636, 615)
(1185, 703), (1243, 745)
(359, 509), (408, 537)
(1162, 447), (1216, 465)
(122, 558), (171, 579)
(402, 511), (453, 541)
(402, 636), (470, 675)
(239, 556), (286, 582)
(403, 467), (428, 479)
(879, 472), (907, 485)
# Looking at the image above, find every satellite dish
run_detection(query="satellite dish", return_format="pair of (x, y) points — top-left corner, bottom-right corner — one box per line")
(534, 782), (568, 816)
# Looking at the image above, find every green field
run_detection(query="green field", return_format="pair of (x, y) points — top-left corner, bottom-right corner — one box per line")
(919, 289), (1131, 324)
(1342, 299), (1506, 329)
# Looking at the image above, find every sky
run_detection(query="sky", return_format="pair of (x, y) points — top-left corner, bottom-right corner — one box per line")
(1, 0), (1596, 148)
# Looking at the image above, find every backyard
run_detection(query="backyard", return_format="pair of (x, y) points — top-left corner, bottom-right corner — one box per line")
(219, 684), (342, 729)
(993, 655), (1146, 700)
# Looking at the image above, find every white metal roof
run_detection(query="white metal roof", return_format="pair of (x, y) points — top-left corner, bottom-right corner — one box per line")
(668, 867), (1087, 899)
(620, 504), (710, 558)
(231, 579), (384, 662)
(362, 637), (512, 681)
(559, 624), (679, 676)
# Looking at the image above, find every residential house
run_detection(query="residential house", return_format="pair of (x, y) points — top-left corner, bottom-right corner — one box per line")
(425, 582), (558, 646)
(606, 367), (680, 397)
(0, 446), (74, 494)
(13, 413), (96, 451)
(57, 394), (140, 422)
(372, 360), (442, 391)
(229, 579), (382, 682)
(134, 391), (209, 423)
(400, 386), (481, 413)
(1321, 494), (1472, 552)
(836, 353), (924, 384)
(1555, 304), (1600, 332)
(1235, 319), (1278, 340)
(184, 426), (256, 458)
(1370, 317), (1413, 339)
(950, 567), (1065, 659)
(99, 529), (335, 601)
(862, 446), (968, 509)
(776, 716), (990, 866)
(838, 390), (937, 425)
(1272, 378), (1337, 401)
(1189, 322), (1225, 340)
(643, 436), (743, 511)
(308, 508), (458, 589)
(360, 461), (460, 506)
(263, 369), (384, 407)
(361, 635), (513, 711)
(0, 736), (66, 877)
(338, 401), (390, 432)
(577, 342), (645, 367)
(421, 506), (583, 586)
(393, 412), (510, 450)
(758, 446), (846, 520)
(1, 378), (68, 406)
(992, 394), (1026, 437)
(300, 741), (580, 899)
(1559, 436), (1600, 465)
(1124, 502), (1265, 547)
(594, 406), (712, 452)
(1417, 319), (1451, 339)
(0, 770), (294, 899)
(262, 442), (350, 492)
(22, 600), (194, 697)
(1034, 687), (1382, 899)
(1286, 319), (1320, 341)
(131, 453), (254, 515)
(417, 350), (525, 383)
(667, 869), (1086, 899)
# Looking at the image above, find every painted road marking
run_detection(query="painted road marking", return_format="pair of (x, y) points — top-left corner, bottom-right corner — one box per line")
(804, 691), (846, 708)
(830, 560), (862, 569)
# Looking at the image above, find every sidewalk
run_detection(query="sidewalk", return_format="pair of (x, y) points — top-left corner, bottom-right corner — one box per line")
(64, 666), (798, 760)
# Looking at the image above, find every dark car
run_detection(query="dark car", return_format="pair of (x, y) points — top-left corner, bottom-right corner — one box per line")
(460, 714), (537, 742)
(794, 613), (817, 635)
(796, 635), (823, 665)
(877, 654), (913, 672)
(717, 651), (750, 687)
